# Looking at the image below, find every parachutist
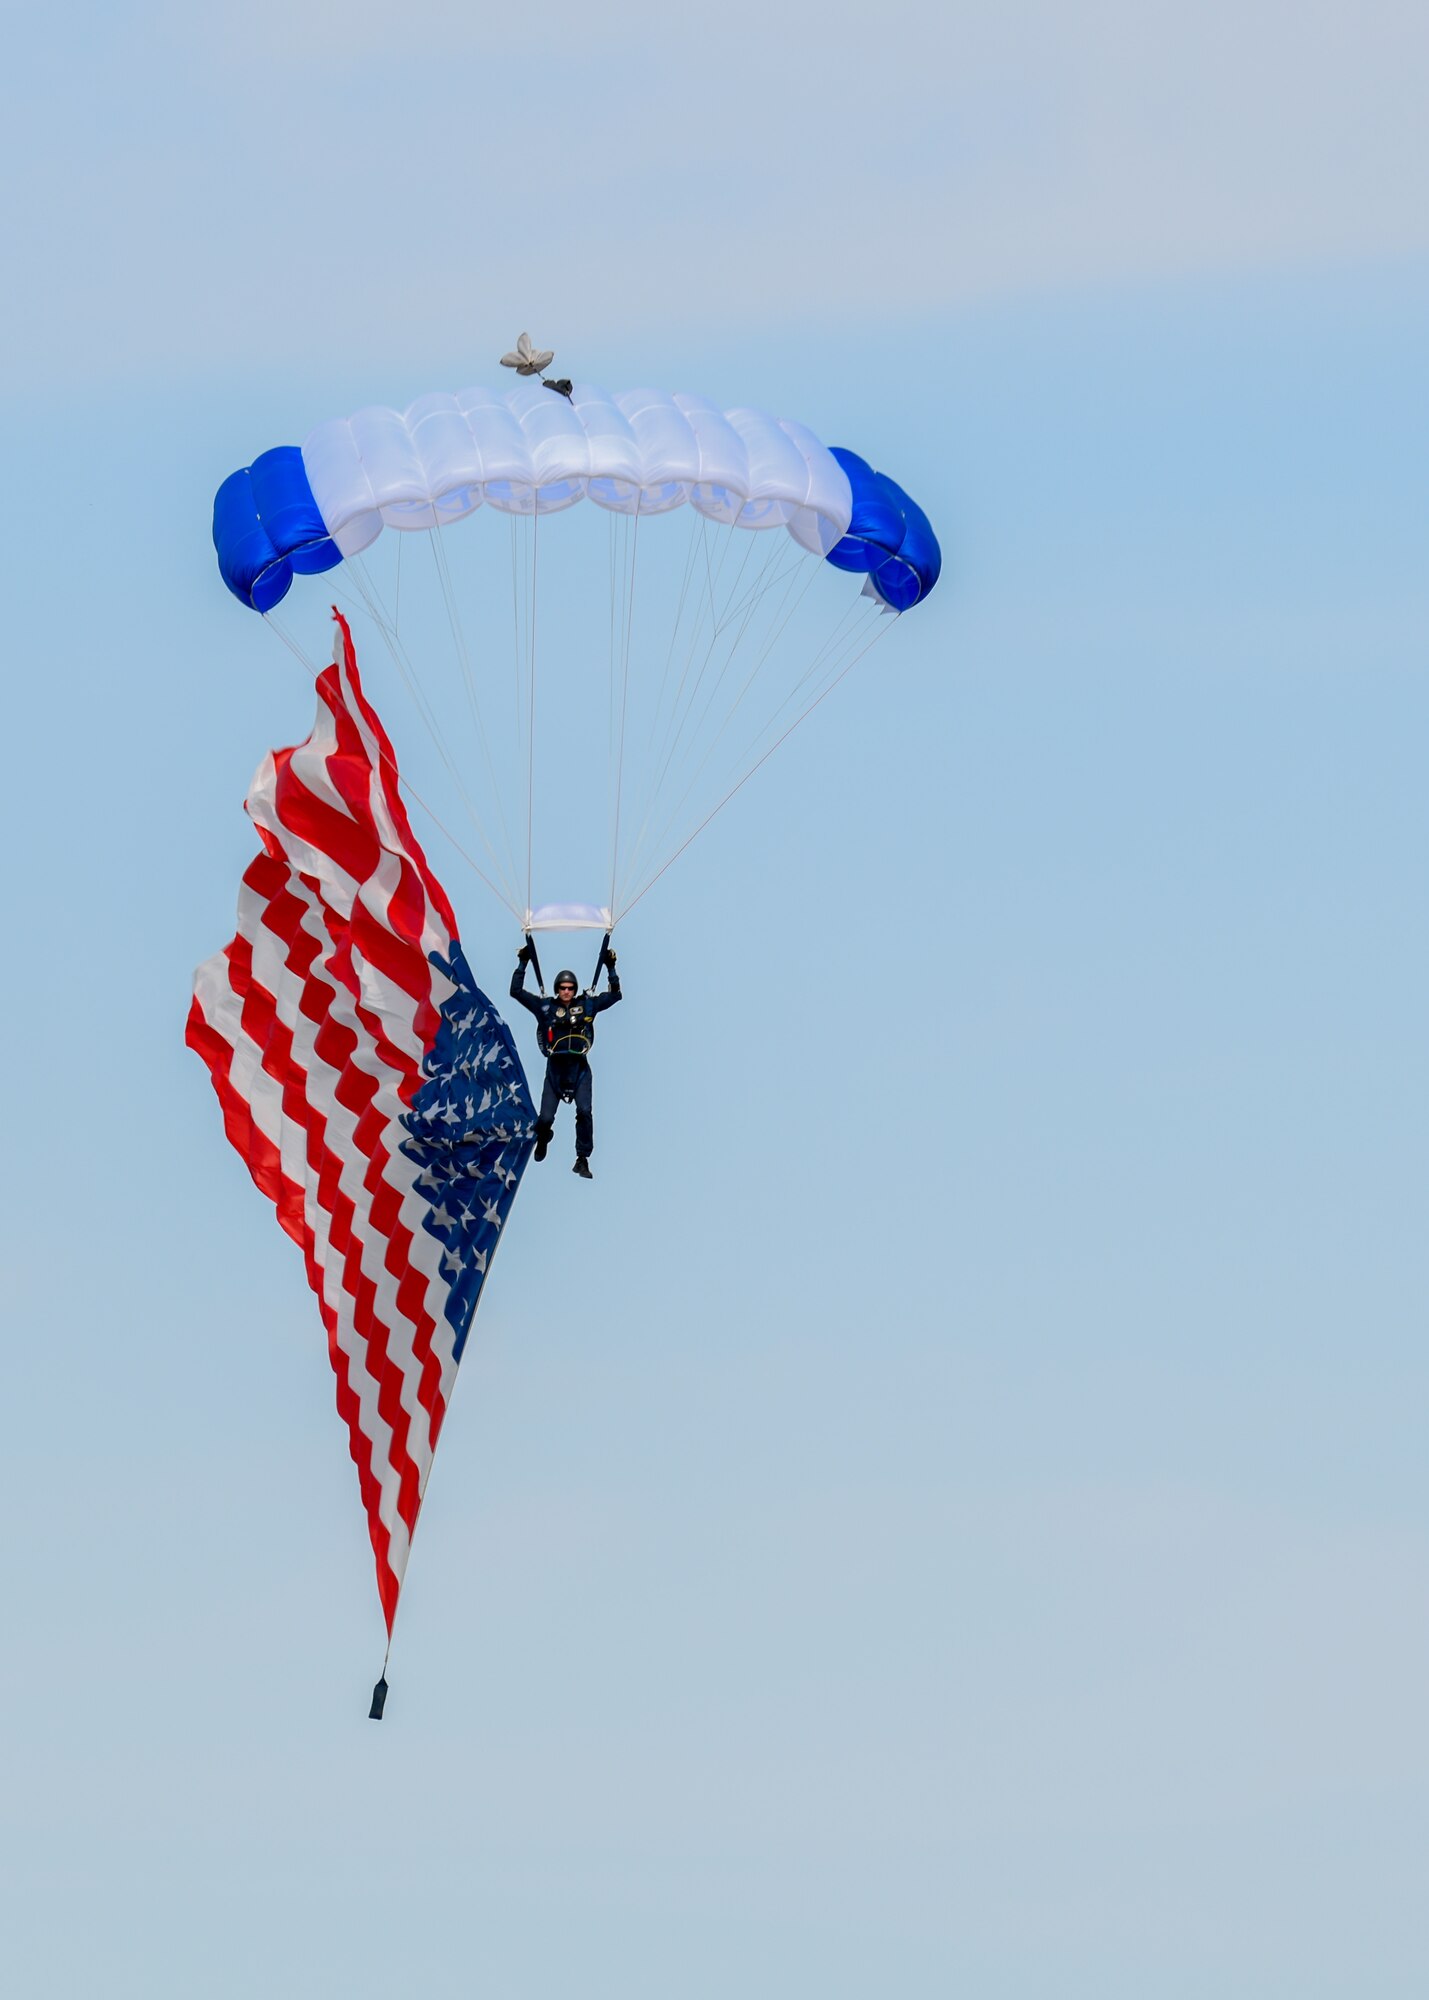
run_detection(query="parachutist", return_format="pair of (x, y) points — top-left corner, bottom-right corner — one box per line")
(511, 947), (622, 1172)
(541, 377), (574, 401)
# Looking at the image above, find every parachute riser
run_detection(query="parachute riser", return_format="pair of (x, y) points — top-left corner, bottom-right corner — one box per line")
(523, 931), (547, 997)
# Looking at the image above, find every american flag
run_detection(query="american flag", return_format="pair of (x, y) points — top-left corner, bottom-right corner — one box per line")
(187, 609), (534, 1636)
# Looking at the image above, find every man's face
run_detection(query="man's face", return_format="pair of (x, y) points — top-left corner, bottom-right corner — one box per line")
(556, 981), (576, 1003)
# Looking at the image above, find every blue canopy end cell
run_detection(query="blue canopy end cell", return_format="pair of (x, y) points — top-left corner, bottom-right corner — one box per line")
(213, 445), (342, 612)
(825, 448), (941, 611)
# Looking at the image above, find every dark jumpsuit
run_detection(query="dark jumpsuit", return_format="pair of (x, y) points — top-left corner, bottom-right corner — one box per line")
(509, 962), (623, 1158)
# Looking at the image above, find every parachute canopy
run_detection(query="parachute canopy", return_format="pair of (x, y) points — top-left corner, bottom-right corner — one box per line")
(215, 382), (940, 616)
(213, 367), (941, 933)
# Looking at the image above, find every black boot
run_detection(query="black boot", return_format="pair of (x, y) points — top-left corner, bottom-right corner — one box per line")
(534, 1122), (552, 1163)
(573, 1156), (593, 1179)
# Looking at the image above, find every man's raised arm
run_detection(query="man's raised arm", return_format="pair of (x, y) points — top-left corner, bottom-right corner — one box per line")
(590, 945), (622, 1013)
(509, 945), (543, 1015)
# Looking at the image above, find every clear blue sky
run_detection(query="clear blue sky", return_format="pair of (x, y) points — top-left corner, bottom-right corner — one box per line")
(3, 7), (1426, 1997)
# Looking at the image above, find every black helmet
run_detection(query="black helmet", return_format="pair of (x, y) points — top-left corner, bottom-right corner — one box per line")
(554, 970), (579, 991)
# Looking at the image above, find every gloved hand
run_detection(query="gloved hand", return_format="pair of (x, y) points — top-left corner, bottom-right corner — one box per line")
(516, 941), (533, 966)
(601, 945), (617, 970)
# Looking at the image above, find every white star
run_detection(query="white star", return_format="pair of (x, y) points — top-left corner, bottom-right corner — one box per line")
(482, 1199), (503, 1228)
(441, 1246), (465, 1276)
(430, 1202), (457, 1231)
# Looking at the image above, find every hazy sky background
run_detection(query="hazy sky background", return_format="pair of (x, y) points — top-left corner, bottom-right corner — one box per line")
(3, 5), (1427, 1996)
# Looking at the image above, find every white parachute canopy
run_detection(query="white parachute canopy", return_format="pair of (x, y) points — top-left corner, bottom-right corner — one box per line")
(262, 377), (902, 934)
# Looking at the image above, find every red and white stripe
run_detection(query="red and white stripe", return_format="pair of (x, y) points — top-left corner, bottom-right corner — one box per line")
(188, 610), (465, 1632)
